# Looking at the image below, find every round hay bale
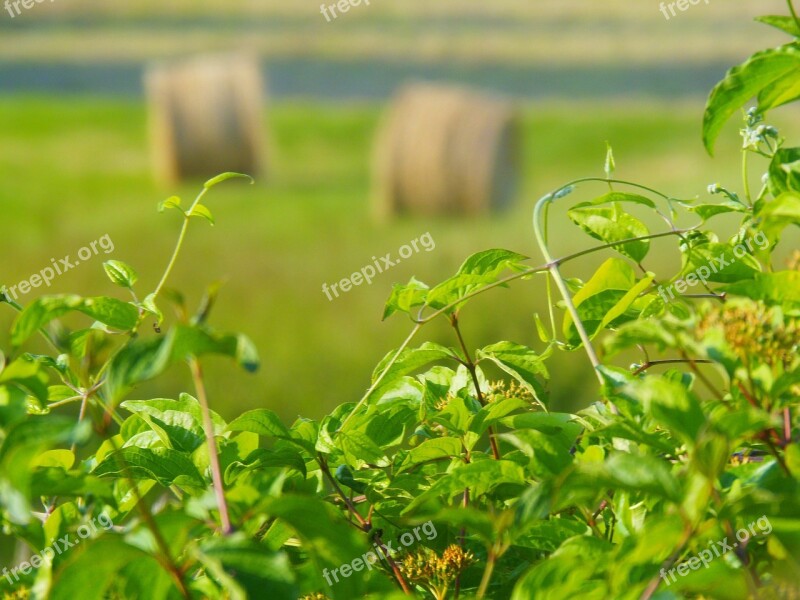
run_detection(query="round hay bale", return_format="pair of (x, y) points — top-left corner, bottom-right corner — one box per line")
(372, 84), (519, 219)
(145, 54), (266, 185)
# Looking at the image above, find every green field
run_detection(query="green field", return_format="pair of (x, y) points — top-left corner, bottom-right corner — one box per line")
(2, 96), (796, 421)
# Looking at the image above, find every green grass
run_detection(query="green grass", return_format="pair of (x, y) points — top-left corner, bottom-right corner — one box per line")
(1, 96), (796, 421)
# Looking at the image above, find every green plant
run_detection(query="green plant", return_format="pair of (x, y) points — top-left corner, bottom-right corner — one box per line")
(2, 6), (800, 600)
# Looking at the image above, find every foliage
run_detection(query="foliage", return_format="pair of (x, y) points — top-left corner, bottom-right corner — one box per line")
(2, 6), (800, 600)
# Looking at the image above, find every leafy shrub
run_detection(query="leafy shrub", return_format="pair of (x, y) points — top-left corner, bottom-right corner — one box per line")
(2, 6), (800, 600)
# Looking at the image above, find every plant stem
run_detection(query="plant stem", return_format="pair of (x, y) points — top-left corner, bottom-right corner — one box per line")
(450, 315), (501, 459)
(783, 407), (792, 445)
(532, 191), (607, 391)
(742, 149), (753, 207)
(318, 456), (412, 594)
(633, 358), (713, 376)
(414, 227), (694, 327)
(107, 436), (191, 599)
(317, 456), (367, 527)
(555, 228), (694, 267)
(683, 351), (724, 401)
(374, 532), (412, 595)
(789, 0), (800, 32)
(189, 357), (232, 534)
(476, 550), (496, 599)
(339, 322), (422, 431)
(152, 187), (211, 303)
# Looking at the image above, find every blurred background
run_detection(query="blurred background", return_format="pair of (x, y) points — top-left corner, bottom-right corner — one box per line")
(1, 0), (798, 425)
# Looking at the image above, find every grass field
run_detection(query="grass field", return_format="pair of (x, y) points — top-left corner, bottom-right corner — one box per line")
(2, 96), (798, 421)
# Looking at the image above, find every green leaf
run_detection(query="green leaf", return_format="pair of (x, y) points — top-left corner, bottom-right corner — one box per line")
(103, 260), (139, 289)
(429, 506), (498, 544)
(225, 448), (307, 484)
(724, 271), (800, 309)
(367, 342), (453, 402)
(476, 342), (549, 407)
(604, 142), (616, 179)
(0, 418), (90, 464)
(688, 200), (748, 221)
(107, 325), (260, 398)
(0, 419), (91, 524)
(141, 292), (163, 324)
(500, 412), (581, 437)
(626, 377), (706, 447)
(334, 463), (367, 493)
(261, 494), (368, 569)
(105, 335), (172, 403)
(157, 195), (182, 212)
(515, 518), (591, 552)
(11, 295), (139, 346)
(398, 437), (463, 473)
(563, 258), (643, 345)
(197, 536), (297, 600)
(471, 397), (532, 435)
(31, 448), (75, 469)
(568, 203), (650, 262)
(757, 192), (800, 241)
(602, 319), (677, 357)
(80, 296), (139, 329)
(769, 148), (800, 195)
(759, 70), (800, 112)
(228, 409), (290, 439)
(30, 467), (114, 500)
(383, 277), (430, 320)
(425, 249), (528, 313)
(204, 172), (254, 189)
(756, 15), (800, 37)
(121, 396), (226, 452)
(11, 295), (83, 346)
(50, 538), (156, 600)
(500, 413), (582, 477)
(704, 44), (800, 153)
(580, 452), (682, 502)
(580, 191), (656, 209)
(338, 430), (390, 468)
(681, 242), (761, 284)
(189, 203), (215, 225)
(511, 537), (611, 600)
(167, 325), (260, 373)
(431, 395), (475, 435)
(598, 273), (655, 331)
(0, 357), (49, 404)
(404, 460), (526, 514)
(93, 446), (205, 488)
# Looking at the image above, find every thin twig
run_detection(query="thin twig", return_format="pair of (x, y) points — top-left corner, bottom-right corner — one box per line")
(339, 323), (422, 431)
(450, 315), (501, 459)
(317, 456), (412, 594)
(189, 357), (232, 534)
(633, 358), (713, 377)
